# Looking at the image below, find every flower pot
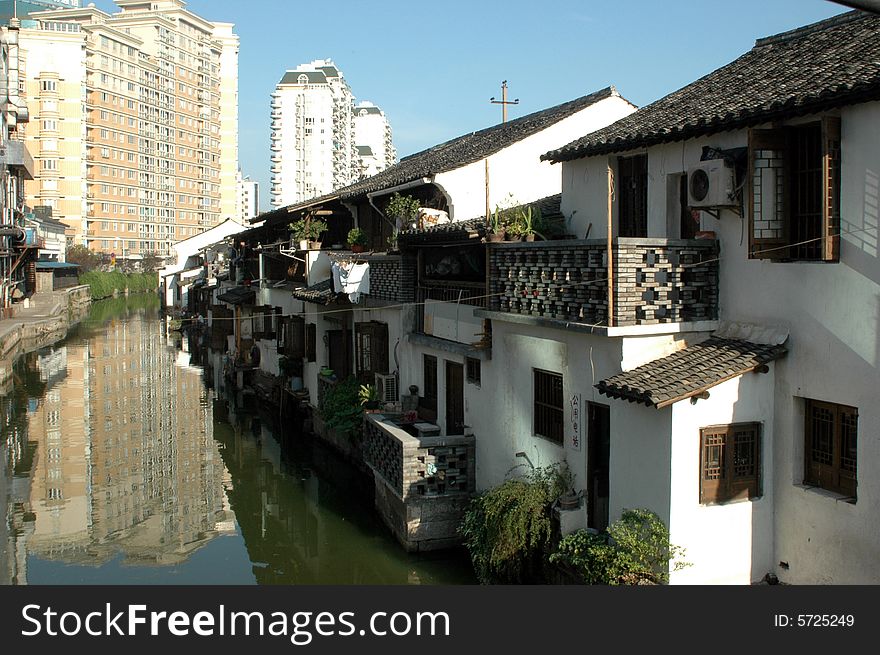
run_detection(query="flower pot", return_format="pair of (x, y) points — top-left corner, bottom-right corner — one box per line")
(298, 239), (309, 250)
(559, 491), (581, 510)
(486, 232), (504, 243)
(350, 244), (365, 253)
(524, 234), (536, 242)
(308, 240), (322, 250)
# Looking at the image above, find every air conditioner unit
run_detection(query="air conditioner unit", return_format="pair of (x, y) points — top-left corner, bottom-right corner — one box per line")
(687, 159), (737, 208)
(375, 373), (398, 403)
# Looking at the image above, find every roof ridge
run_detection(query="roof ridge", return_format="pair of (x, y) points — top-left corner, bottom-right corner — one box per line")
(754, 9), (863, 48)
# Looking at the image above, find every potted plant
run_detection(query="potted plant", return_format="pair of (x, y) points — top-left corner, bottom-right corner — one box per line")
(386, 231), (399, 253)
(384, 192), (421, 230)
(289, 217), (327, 250)
(487, 206), (507, 242)
(358, 383), (381, 410)
(347, 227), (369, 253)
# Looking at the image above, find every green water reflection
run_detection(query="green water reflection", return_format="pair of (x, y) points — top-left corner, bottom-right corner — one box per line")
(0, 296), (474, 585)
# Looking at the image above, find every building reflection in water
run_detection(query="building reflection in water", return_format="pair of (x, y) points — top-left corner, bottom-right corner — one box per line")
(1, 298), (236, 582)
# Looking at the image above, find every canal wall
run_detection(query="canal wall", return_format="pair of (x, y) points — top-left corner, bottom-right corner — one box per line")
(0, 286), (91, 392)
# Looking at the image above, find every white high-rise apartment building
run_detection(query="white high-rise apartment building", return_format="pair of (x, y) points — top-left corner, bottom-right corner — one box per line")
(19, 0), (239, 257)
(269, 59), (364, 208)
(353, 101), (395, 179)
(237, 171), (258, 222)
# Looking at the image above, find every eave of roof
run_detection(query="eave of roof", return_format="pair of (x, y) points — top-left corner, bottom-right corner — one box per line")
(543, 11), (880, 162)
(595, 337), (787, 409)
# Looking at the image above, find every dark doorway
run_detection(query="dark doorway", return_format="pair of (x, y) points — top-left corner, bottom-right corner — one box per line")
(419, 354), (438, 422)
(445, 361), (464, 435)
(326, 329), (351, 379)
(618, 154), (648, 237)
(587, 403), (611, 531)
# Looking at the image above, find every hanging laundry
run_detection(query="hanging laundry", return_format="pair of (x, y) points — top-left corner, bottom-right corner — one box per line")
(331, 261), (370, 303)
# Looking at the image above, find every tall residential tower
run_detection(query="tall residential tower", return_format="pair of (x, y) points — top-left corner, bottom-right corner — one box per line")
(20, 0), (239, 258)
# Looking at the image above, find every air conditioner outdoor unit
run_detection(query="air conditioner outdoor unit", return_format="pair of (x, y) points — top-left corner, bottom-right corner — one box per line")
(375, 373), (398, 403)
(687, 159), (737, 208)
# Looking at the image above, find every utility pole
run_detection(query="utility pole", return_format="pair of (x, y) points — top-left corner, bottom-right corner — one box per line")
(489, 80), (519, 123)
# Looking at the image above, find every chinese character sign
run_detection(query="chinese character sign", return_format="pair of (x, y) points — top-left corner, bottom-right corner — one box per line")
(570, 393), (582, 451)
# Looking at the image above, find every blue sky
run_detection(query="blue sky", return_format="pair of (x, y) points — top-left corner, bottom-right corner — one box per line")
(89, 0), (848, 211)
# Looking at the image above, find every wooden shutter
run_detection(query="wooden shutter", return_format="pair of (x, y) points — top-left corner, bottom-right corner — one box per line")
(822, 116), (841, 262)
(748, 128), (788, 259)
(372, 322), (389, 374)
(305, 323), (316, 362)
(289, 316), (306, 359)
(700, 423), (761, 504)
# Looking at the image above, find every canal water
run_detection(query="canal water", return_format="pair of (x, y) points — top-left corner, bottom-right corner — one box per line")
(0, 296), (475, 585)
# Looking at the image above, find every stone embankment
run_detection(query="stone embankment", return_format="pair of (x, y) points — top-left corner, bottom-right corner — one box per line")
(0, 286), (91, 391)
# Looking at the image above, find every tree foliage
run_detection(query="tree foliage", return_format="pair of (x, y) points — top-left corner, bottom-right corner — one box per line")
(460, 464), (572, 584)
(65, 245), (101, 272)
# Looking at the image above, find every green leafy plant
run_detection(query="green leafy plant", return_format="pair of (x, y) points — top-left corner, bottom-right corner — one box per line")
(347, 227), (368, 247)
(386, 232), (399, 252)
(533, 208), (567, 240)
(358, 383), (379, 406)
(289, 217), (327, 243)
(319, 376), (364, 439)
(549, 509), (689, 585)
(384, 192), (420, 222)
(460, 463), (573, 584)
(79, 271), (158, 300)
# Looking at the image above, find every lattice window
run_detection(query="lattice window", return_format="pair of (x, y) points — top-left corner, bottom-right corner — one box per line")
(700, 423), (761, 504)
(805, 399), (857, 498)
(534, 369), (564, 445)
(748, 116), (840, 262)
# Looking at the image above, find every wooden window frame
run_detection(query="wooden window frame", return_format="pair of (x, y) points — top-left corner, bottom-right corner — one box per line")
(804, 399), (857, 499)
(533, 369), (564, 445)
(699, 423), (762, 505)
(354, 321), (389, 382)
(748, 116), (840, 262)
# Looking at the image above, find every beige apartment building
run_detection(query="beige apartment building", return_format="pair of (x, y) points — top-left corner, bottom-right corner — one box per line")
(20, 0), (239, 259)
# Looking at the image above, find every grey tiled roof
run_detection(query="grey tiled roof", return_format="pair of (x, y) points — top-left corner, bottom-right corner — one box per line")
(544, 11), (880, 162)
(290, 278), (338, 305)
(595, 337), (787, 408)
(338, 87), (618, 199)
(279, 70), (327, 85)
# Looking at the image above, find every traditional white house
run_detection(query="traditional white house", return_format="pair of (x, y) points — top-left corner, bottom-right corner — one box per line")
(487, 9), (879, 585)
(160, 218), (249, 313)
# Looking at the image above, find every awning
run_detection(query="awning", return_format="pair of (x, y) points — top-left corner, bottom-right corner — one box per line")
(216, 286), (255, 306)
(290, 278), (339, 305)
(596, 337), (787, 408)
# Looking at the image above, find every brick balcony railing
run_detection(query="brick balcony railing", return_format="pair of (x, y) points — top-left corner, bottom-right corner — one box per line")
(363, 414), (475, 500)
(487, 238), (719, 327)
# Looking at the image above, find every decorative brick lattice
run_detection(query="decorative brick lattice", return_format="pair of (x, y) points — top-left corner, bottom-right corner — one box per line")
(612, 238), (719, 326)
(363, 417), (476, 500)
(488, 239), (718, 327)
(752, 149), (785, 241)
(488, 241), (608, 323)
(363, 418), (404, 496)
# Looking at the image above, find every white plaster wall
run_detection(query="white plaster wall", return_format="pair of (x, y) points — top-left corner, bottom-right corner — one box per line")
(435, 94), (636, 222)
(563, 101), (880, 583)
(668, 372), (776, 585)
(423, 301), (482, 345)
(472, 320), (623, 491)
(608, 402), (673, 529)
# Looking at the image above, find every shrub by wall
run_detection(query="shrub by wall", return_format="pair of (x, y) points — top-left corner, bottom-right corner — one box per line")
(80, 271), (158, 300)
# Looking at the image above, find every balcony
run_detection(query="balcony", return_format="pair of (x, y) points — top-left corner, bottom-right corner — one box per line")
(483, 238), (719, 332)
(363, 413), (475, 551)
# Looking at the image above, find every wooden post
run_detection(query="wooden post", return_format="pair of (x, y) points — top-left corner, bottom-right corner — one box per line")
(485, 158), (490, 226)
(607, 164), (614, 328)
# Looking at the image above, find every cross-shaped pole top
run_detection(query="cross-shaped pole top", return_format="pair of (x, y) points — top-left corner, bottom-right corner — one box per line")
(489, 80), (519, 123)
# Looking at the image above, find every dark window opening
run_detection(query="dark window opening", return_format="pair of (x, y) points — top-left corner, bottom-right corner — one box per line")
(419, 354), (438, 422)
(533, 369), (563, 445)
(465, 357), (481, 386)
